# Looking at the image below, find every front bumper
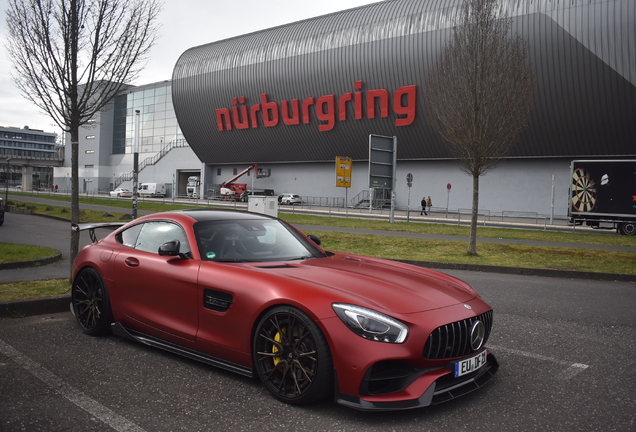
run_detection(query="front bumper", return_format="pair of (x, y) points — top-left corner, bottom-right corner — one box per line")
(335, 352), (499, 411)
(318, 298), (498, 411)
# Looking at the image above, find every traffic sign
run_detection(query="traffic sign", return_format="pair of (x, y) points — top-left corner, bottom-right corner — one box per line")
(447, 183), (452, 190)
(336, 156), (352, 187)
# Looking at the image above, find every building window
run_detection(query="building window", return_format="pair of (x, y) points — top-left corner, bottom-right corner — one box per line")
(233, 168), (237, 175)
(217, 168), (221, 176)
(84, 164), (94, 168)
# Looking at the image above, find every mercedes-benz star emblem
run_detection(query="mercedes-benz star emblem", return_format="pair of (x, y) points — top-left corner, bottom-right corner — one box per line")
(470, 320), (485, 351)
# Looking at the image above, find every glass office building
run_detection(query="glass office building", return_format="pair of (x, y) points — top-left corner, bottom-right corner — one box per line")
(113, 82), (184, 155)
(0, 126), (58, 160)
(0, 126), (60, 189)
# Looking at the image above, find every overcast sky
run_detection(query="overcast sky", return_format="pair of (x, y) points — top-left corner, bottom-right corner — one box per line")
(0, 0), (379, 136)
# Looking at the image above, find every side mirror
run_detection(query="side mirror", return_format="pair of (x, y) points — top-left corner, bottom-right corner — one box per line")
(158, 240), (182, 257)
(307, 234), (321, 246)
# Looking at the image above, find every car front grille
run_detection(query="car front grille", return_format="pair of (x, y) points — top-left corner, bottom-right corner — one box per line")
(423, 310), (493, 360)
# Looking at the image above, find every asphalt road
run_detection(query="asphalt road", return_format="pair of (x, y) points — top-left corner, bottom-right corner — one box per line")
(0, 271), (634, 431)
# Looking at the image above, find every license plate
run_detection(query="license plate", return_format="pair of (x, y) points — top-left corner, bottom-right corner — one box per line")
(454, 349), (487, 377)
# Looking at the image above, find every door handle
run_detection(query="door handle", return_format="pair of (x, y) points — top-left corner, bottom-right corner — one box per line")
(124, 257), (140, 267)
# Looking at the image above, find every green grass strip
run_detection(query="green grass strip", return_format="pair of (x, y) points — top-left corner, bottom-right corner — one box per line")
(0, 243), (59, 264)
(0, 279), (70, 302)
(308, 232), (636, 275)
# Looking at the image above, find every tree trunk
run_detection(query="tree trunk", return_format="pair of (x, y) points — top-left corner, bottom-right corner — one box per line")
(468, 173), (479, 255)
(69, 0), (79, 282)
(69, 132), (79, 282)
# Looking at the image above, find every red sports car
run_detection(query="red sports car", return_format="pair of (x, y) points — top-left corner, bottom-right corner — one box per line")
(71, 209), (498, 410)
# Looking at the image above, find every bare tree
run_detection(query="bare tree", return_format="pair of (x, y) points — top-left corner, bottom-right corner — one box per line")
(424, 0), (534, 255)
(6, 0), (161, 277)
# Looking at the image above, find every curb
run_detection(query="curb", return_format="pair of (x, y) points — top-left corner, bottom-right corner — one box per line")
(0, 295), (70, 318)
(0, 251), (64, 270)
(6, 205), (32, 215)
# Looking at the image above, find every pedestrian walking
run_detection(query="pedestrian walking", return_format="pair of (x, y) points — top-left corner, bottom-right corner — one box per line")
(426, 196), (432, 215)
(420, 197), (426, 215)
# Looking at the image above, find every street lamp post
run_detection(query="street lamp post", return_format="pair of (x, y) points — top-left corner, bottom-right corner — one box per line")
(132, 110), (140, 219)
(4, 158), (10, 203)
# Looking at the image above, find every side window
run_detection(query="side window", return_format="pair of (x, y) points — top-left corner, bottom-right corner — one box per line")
(118, 224), (143, 248)
(124, 221), (191, 255)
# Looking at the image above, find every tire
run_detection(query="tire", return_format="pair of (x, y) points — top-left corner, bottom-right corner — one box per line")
(72, 267), (113, 336)
(619, 222), (636, 236)
(253, 306), (333, 405)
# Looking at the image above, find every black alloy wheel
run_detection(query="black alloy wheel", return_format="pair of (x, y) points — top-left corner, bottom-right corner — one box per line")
(254, 306), (333, 405)
(72, 267), (113, 336)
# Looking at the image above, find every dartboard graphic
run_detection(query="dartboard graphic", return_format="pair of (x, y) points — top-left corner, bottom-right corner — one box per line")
(571, 168), (596, 212)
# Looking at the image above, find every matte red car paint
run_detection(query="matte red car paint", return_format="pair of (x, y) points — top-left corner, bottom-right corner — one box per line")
(72, 210), (497, 409)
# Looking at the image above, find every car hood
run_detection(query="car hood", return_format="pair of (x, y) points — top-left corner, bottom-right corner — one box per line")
(251, 253), (478, 314)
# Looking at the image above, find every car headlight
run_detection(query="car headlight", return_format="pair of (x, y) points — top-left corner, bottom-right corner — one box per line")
(332, 303), (409, 343)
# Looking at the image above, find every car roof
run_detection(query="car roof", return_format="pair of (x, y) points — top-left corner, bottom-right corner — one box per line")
(157, 209), (277, 223)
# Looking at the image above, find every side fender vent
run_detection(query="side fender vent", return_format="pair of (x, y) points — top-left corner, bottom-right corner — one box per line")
(204, 289), (233, 312)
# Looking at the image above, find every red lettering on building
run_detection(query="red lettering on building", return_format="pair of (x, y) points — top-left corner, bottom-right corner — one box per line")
(302, 97), (315, 124)
(316, 95), (335, 131)
(354, 80), (363, 120)
(338, 92), (352, 121)
(394, 85), (416, 126)
(214, 80), (417, 132)
(250, 103), (261, 128)
(231, 97), (249, 129)
(261, 93), (279, 127)
(367, 88), (389, 119)
(216, 108), (232, 131)
(282, 99), (300, 125)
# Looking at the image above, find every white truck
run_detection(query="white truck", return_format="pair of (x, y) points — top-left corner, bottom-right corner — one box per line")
(186, 176), (200, 198)
(139, 182), (166, 198)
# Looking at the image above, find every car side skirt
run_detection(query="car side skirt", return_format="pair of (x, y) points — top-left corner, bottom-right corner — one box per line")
(111, 322), (254, 378)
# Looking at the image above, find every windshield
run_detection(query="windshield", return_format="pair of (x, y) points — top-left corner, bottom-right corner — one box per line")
(194, 218), (325, 262)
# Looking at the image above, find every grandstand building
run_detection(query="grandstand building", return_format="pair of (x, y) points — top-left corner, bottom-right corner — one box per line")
(56, 0), (635, 217)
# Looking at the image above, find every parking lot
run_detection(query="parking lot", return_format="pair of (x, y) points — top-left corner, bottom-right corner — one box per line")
(1, 269), (635, 431)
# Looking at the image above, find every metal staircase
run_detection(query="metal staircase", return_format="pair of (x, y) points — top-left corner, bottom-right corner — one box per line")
(349, 188), (392, 209)
(114, 139), (189, 188)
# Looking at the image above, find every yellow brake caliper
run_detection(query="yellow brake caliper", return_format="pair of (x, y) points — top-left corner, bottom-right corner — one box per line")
(272, 328), (286, 366)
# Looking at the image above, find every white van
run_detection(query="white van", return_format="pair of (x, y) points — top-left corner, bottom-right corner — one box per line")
(139, 183), (166, 198)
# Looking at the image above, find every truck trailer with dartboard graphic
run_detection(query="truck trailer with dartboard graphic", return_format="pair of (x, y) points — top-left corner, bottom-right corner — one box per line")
(569, 160), (636, 235)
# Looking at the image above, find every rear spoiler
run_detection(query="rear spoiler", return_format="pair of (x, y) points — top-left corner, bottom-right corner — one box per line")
(71, 222), (126, 242)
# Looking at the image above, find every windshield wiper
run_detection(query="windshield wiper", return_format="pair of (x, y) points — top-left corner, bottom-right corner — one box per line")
(288, 255), (317, 261)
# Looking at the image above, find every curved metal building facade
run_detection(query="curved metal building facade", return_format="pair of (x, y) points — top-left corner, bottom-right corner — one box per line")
(172, 0), (636, 165)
